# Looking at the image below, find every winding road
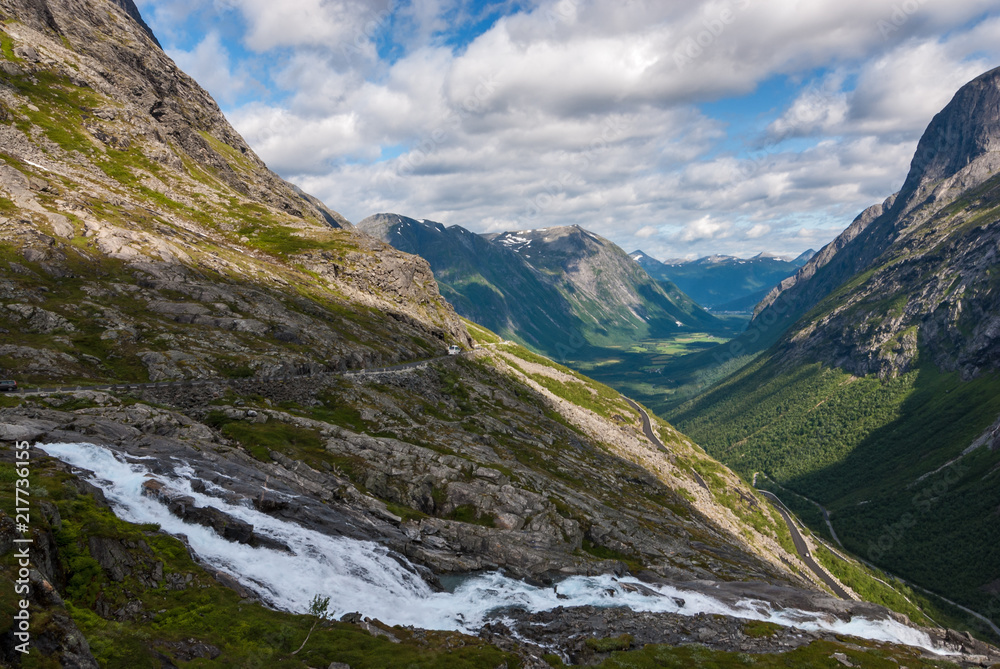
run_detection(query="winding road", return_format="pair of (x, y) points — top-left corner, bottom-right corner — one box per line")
(623, 397), (669, 453)
(755, 475), (1000, 637)
(3, 353), (457, 397)
(758, 490), (852, 600)
(622, 397), (849, 598)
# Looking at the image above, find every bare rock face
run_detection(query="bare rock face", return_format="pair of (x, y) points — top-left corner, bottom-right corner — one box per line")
(108, 0), (160, 47)
(747, 66), (1000, 379)
(753, 194), (894, 320)
(901, 65), (1000, 198)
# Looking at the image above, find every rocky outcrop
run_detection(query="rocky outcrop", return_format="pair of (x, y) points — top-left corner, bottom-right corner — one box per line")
(488, 603), (1000, 667)
(141, 478), (292, 552)
(901, 66), (1000, 201)
(742, 66), (1000, 378)
(0, 349), (801, 588)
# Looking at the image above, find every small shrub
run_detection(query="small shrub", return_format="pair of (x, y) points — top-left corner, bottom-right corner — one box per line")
(585, 634), (634, 652)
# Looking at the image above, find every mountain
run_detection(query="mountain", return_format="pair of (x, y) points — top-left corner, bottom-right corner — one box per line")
(355, 213), (589, 356)
(632, 249), (814, 312)
(0, 1), (995, 665)
(0, 0), (471, 386)
(359, 217), (723, 358)
(792, 249), (817, 265)
(672, 65), (1000, 636)
(488, 225), (723, 342)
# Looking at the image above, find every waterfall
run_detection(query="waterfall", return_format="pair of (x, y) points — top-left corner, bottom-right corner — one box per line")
(38, 442), (947, 653)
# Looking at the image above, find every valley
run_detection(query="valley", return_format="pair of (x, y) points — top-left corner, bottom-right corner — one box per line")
(0, 0), (998, 667)
(663, 64), (1000, 648)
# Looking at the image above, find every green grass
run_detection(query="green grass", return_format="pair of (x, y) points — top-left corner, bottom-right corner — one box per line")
(5, 69), (106, 155)
(0, 195), (17, 215)
(742, 620), (783, 638)
(562, 333), (747, 415)
(673, 357), (1000, 632)
(585, 634), (634, 652)
(812, 545), (932, 625)
(591, 639), (962, 668)
(0, 28), (16, 60)
(198, 130), (255, 173)
(445, 504), (496, 527)
(237, 223), (359, 259)
(204, 413), (325, 464)
(499, 343), (635, 419)
(463, 318), (502, 345)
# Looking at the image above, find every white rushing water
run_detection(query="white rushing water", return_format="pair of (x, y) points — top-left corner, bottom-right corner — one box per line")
(39, 442), (946, 653)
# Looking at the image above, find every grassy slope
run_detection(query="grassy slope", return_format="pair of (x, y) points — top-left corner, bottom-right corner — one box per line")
(482, 339), (806, 586)
(0, 39), (462, 385)
(672, 356), (1000, 629)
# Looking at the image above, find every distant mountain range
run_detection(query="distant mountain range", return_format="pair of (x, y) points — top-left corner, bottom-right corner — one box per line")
(631, 249), (814, 312)
(357, 216), (723, 358)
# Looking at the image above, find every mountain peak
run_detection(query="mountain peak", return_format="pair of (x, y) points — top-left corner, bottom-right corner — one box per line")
(792, 249), (816, 266)
(109, 0), (161, 47)
(900, 65), (1000, 197)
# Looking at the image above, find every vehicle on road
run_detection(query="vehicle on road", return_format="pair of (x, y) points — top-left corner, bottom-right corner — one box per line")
(447, 345), (461, 355)
(0, 380), (18, 392)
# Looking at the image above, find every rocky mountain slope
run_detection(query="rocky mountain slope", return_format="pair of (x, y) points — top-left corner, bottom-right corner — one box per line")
(360, 217), (724, 359)
(5, 349), (992, 666)
(672, 66), (1000, 637)
(0, 1), (994, 666)
(0, 0), (468, 388)
(356, 213), (589, 357)
(487, 226), (721, 345)
(632, 250), (813, 313)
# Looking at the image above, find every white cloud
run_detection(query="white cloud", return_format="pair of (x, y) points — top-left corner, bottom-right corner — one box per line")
(233, 0), (381, 52)
(168, 32), (250, 104)
(140, 0), (1000, 259)
(676, 217), (733, 243)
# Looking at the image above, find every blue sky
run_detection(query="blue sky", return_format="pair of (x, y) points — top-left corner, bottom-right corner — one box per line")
(136, 0), (1000, 260)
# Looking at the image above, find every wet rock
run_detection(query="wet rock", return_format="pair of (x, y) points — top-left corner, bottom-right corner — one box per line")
(186, 505), (253, 543)
(354, 618), (400, 643)
(87, 536), (162, 589)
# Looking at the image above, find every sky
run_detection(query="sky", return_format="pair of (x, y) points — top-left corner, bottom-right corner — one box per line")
(134, 0), (1000, 261)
